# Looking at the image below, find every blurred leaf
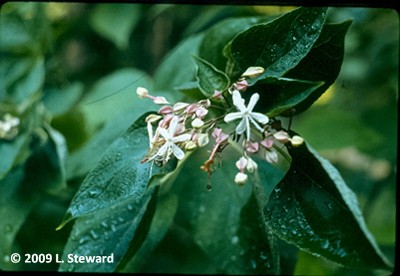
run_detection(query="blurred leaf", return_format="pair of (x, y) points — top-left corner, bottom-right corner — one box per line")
(0, 15), (33, 52)
(59, 186), (158, 272)
(193, 56), (230, 97)
(293, 107), (383, 152)
(245, 77), (324, 117)
(154, 34), (203, 94)
(0, 166), (38, 270)
(0, 58), (32, 100)
(12, 57), (45, 105)
(225, 7), (327, 81)
(42, 124), (68, 192)
(80, 68), (152, 135)
(43, 83), (83, 116)
(90, 4), (141, 50)
(263, 140), (392, 271)
(58, 113), (176, 228)
(285, 20), (352, 114)
(0, 130), (29, 180)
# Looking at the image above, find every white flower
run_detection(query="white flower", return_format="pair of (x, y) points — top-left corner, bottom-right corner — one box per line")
(153, 116), (191, 161)
(224, 90), (269, 140)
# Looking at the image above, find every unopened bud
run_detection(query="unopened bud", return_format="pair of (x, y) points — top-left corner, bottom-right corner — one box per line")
(197, 133), (209, 147)
(145, 114), (162, 123)
(234, 172), (248, 186)
(246, 157), (258, 173)
(236, 156), (248, 171)
(191, 118), (204, 128)
(241, 66), (265, 78)
(173, 102), (189, 111)
(153, 96), (169, 105)
(185, 141), (197, 151)
(273, 130), (290, 143)
(136, 87), (149, 98)
(290, 135), (304, 147)
(265, 150), (278, 163)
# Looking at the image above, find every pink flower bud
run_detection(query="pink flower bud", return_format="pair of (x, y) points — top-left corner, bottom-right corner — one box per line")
(158, 105), (173, 115)
(236, 156), (248, 171)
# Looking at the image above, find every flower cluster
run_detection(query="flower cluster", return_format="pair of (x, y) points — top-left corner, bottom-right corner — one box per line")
(138, 66), (304, 188)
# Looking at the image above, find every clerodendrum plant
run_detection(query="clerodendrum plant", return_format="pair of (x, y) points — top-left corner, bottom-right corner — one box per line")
(57, 7), (393, 274)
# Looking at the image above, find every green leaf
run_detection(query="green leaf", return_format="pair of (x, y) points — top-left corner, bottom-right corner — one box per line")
(0, 15), (33, 52)
(293, 107), (383, 152)
(154, 34), (203, 93)
(285, 20), (353, 114)
(0, 130), (29, 180)
(193, 56), (230, 97)
(263, 140), (392, 271)
(80, 68), (152, 135)
(225, 7), (327, 81)
(43, 82), (83, 116)
(42, 124), (68, 192)
(58, 113), (176, 228)
(199, 15), (275, 72)
(119, 193), (179, 272)
(245, 77), (324, 117)
(0, 166), (39, 270)
(170, 149), (252, 273)
(12, 57), (45, 105)
(58, 186), (158, 272)
(90, 4), (140, 50)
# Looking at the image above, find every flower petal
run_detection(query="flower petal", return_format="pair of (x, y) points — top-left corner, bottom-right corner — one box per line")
(245, 117), (251, 140)
(158, 127), (170, 140)
(224, 112), (242, 123)
(232, 90), (246, 111)
(173, 133), (191, 143)
(250, 112), (269, 125)
(235, 118), (247, 134)
(168, 116), (179, 135)
(171, 143), (185, 159)
(247, 93), (260, 112)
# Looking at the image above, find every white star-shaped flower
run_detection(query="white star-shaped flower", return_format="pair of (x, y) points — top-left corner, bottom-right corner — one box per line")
(224, 90), (269, 140)
(154, 116), (191, 161)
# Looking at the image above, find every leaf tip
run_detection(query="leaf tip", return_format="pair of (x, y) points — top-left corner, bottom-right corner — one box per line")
(55, 212), (73, 231)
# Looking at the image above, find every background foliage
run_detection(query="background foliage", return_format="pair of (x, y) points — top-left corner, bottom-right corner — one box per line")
(0, 2), (397, 274)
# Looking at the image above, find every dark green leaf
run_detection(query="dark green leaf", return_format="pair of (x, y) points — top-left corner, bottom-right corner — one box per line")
(58, 186), (158, 272)
(285, 20), (352, 114)
(245, 77), (324, 117)
(58, 113), (177, 228)
(42, 124), (68, 192)
(90, 4), (141, 50)
(171, 149), (252, 273)
(193, 56), (230, 97)
(0, 166), (38, 270)
(154, 34), (203, 93)
(0, 130), (29, 180)
(119, 193), (179, 272)
(263, 140), (392, 271)
(225, 7), (327, 81)
(199, 16), (275, 72)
